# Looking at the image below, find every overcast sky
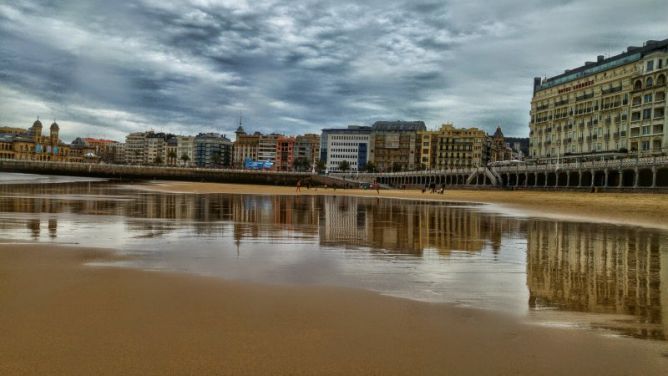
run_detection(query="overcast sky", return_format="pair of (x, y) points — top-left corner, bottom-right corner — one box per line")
(1, 0), (666, 142)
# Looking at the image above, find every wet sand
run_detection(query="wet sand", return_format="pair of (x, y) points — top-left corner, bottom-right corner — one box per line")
(140, 181), (668, 230)
(1, 243), (667, 375)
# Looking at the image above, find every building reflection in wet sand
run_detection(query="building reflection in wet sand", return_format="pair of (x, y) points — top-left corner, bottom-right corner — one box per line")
(0, 182), (666, 340)
(527, 221), (668, 340)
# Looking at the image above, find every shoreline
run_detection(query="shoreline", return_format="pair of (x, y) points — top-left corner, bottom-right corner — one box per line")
(1, 243), (667, 375)
(136, 181), (668, 231)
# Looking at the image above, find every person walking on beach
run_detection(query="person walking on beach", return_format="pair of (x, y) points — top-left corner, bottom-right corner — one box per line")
(373, 180), (380, 194)
(296, 179), (302, 192)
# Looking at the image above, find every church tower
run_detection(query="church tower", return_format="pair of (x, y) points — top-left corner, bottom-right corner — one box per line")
(31, 118), (43, 143)
(50, 121), (59, 147)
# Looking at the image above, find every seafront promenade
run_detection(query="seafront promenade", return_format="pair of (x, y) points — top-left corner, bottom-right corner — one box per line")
(2, 156), (668, 191)
(349, 155), (668, 190)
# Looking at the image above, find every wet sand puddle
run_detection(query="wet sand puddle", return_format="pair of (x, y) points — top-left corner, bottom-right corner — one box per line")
(0, 180), (666, 341)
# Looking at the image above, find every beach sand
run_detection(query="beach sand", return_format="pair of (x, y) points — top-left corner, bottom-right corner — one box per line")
(139, 181), (668, 230)
(1, 244), (666, 375)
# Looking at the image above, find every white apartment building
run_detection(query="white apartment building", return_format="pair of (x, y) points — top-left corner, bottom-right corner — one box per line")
(322, 125), (372, 172)
(258, 134), (279, 162)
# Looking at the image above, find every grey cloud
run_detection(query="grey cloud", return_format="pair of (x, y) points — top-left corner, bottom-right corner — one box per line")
(0, 0), (667, 141)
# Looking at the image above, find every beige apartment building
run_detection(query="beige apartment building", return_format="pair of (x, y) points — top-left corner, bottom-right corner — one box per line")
(418, 123), (487, 169)
(232, 126), (260, 167)
(370, 121), (426, 172)
(530, 39), (668, 159)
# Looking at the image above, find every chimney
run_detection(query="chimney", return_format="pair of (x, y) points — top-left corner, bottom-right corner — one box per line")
(533, 77), (542, 95)
(597, 55), (604, 62)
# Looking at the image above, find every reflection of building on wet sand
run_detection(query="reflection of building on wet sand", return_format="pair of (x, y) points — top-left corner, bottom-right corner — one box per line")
(527, 221), (668, 340)
(319, 197), (520, 255)
(0, 183), (321, 240)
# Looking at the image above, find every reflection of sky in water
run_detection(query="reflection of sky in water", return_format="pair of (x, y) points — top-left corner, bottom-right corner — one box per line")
(0, 179), (666, 341)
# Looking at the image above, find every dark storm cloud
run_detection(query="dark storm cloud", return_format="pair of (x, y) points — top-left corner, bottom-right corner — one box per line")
(0, 0), (666, 141)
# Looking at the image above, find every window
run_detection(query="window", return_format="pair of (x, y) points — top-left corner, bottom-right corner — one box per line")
(641, 141), (650, 151)
(657, 74), (666, 86)
(646, 77), (654, 88)
(642, 108), (652, 120)
(644, 94), (653, 103)
(642, 126), (650, 135)
(647, 60), (654, 72)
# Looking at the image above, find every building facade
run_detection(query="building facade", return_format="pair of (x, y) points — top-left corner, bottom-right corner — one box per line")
(176, 136), (195, 166)
(370, 121), (426, 172)
(232, 126), (260, 168)
(295, 134), (320, 171)
(275, 136), (296, 171)
(0, 120), (78, 162)
(71, 138), (119, 163)
(194, 133), (232, 168)
(418, 123), (488, 169)
(258, 134), (279, 163)
(530, 39), (668, 160)
(322, 125), (372, 172)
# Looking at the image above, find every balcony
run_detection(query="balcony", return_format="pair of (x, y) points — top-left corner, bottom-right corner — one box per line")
(575, 93), (595, 102)
(601, 86), (622, 95)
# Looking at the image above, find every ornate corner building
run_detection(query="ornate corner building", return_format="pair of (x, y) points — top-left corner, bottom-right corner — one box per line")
(530, 39), (668, 160)
(0, 119), (81, 162)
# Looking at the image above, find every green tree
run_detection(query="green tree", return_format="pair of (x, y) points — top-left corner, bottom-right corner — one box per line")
(391, 162), (402, 172)
(338, 160), (350, 172)
(364, 161), (378, 173)
(315, 159), (326, 173)
(167, 150), (177, 165)
(293, 157), (311, 172)
(154, 155), (163, 165)
(180, 153), (190, 165)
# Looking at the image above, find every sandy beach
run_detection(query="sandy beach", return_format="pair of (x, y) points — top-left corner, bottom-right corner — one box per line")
(139, 181), (668, 230)
(1, 243), (666, 375)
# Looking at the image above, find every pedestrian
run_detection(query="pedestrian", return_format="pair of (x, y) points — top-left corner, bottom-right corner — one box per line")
(296, 179), (302, 192)
(373, 180), (380, 194)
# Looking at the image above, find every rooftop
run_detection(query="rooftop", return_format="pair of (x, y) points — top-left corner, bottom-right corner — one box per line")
(535, 38), (668, 92)
(321, 125), (372, 133)
(372, 121), (426, 132)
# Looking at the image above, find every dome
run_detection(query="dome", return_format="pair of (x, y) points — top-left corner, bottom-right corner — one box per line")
(32, 119), (43, 128)
(50, 122), (59, 131)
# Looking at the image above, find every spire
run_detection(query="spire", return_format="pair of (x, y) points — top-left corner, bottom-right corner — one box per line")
(235, 113), (246, 135)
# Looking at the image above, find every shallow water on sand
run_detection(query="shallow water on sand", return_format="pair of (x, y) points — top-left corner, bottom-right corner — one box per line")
(0, 180), (666, 341)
